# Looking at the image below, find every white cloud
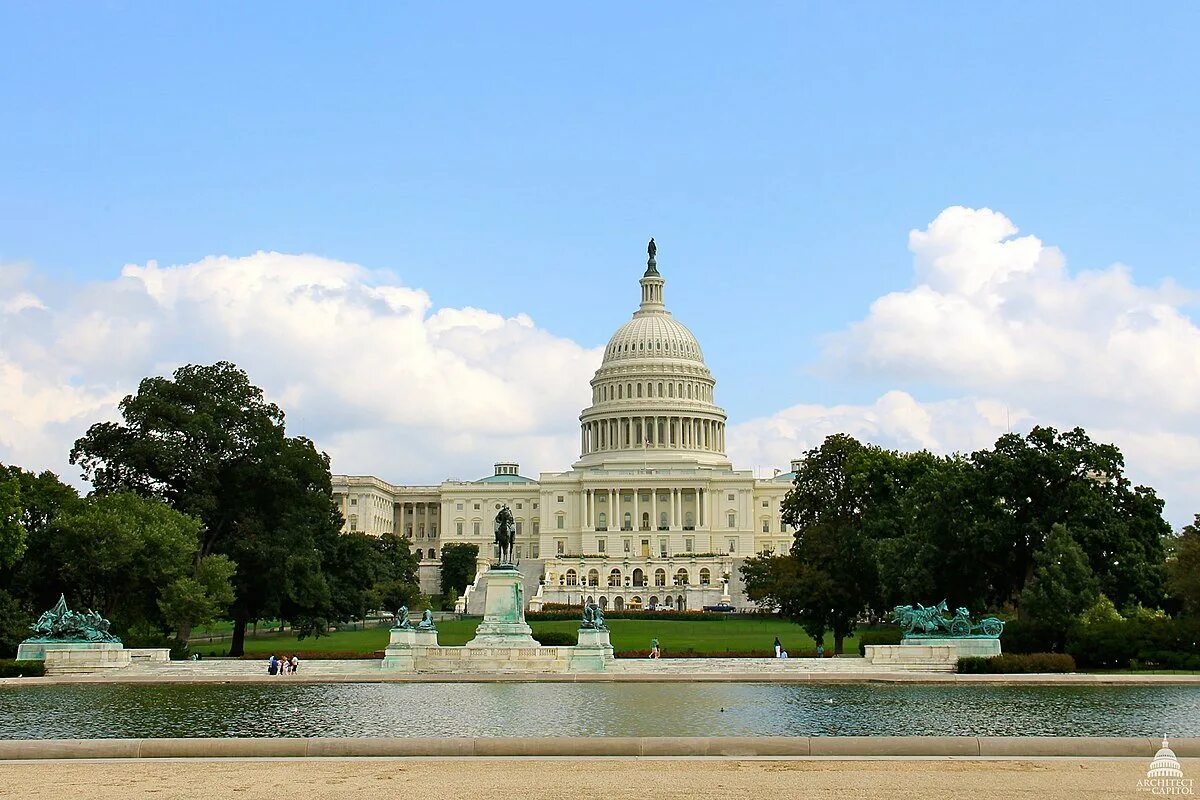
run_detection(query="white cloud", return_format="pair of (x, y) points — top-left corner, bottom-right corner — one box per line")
(2, 208), (1197, 526)
(733, 206), (1200, 525)
(0, 252), (600, 484)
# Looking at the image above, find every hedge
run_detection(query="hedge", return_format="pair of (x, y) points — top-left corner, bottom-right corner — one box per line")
(531, 631), (577, 646)
(858, 628), (902, 655)
(957, 653), (1076, 673)
(1066, 616), (1200, 670)
(526, 610), (728, 622)
(0, 659), (45, 678)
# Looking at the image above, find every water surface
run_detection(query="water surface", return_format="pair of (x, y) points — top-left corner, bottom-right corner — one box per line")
(2, 683), (1198, 739)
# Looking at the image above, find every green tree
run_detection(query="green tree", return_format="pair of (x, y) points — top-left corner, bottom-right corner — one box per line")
(47, 492), (231, 639)
(0, 471), (25, 570)
(371, 533), (421, 613)
(739, 554), (828, 644)
(971, 426), (1168, 609)
(69, 362), (353, 655)
(1019, 523), (1099, 649)
(1166, 516), (1200, 615)
(770, 435), (882, 653)
(158, 555), (237, 639)
(439, 542), (479, 602)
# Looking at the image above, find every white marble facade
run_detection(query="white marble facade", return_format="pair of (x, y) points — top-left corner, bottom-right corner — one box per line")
(332, 247), (799, 609)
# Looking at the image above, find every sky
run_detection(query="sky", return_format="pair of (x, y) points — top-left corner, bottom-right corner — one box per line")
(1, 3), (1198, 524)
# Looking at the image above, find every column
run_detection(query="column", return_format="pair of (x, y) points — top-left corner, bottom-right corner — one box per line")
(579, 491), (586, 531)
(698, 489), (705, 528)
(633, 488), (639, 529)
(669, 488), (676, 529)
(651, 488), (658, 530)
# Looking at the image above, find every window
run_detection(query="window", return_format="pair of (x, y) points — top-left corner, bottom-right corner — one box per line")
(350, 498), (357, 506)
(598, 538), (606, 553)
(700, 568), (711, 585)
(597, 512), (607, 530)
(762, 500), (769, 508)
(685, 538), (694, 552)
(623, 512), (632, 531)
(623, 539), (631, 553)
(587, 569), (599, 587)
(533, 502), (538, 509)
(532, 521), (539, 535)
(675, 568), (689, 586)
(516, 522), (523, 535)
(473, 522), (481, 535)
(516, 503), (522, 510)
(557, 496), (564, 503)
(684, 512), (694, 530)
(566, 569), (578, 586)
(728, 513), (736, 528)
(608, 568), (621, 587)
(659, 511), (668, 530)
(556, 540), (565, 555)
(659, 539), (668, 557)
(728, 538), (737, 554)
(349, 514), (358, 531)
(556, 515), (565, 530)
(654, 568), (667, 587)
(532, 543), (539, 558)
(762, 519), (770, 533)
(456, 503), (463, 511)
(474, 503), (480, 510)
(456, 522), (463, 536)
(727, 493), (735, 501)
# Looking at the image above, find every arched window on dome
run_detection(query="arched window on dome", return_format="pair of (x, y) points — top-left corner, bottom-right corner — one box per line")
(687, 384), (692, 399)
(668, 383), (674, 398)
(618, 385), (623, 399)
(678, 382), (683, 397)
(658, 382), (664, 397)
(637, 384), (643, 398)
(626, 383), (632, 397)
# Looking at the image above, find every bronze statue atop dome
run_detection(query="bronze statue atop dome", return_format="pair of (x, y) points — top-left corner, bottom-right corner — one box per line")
(647, 237), (656, 260)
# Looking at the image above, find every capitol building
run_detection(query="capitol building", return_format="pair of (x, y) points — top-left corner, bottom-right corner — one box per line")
(332, 243), (798, 612)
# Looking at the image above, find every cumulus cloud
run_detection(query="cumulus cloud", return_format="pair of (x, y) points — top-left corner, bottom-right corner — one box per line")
(733, 207), (1200, 524)
(0, 252), (600, 484)
(3, 208), (1198, 526)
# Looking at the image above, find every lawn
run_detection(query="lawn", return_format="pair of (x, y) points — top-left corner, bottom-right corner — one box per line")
(189, 617), (858, 658)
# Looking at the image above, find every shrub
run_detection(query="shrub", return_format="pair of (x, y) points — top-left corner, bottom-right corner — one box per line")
(957, 653), (1076, 673)
(997, 618), (1057, 654)
(1067, 615), (1200, 670)
(0, 659), (46, 678)
(532, 631), (577, 646)
(857, 628), (901, 655)
(526, 610), (727, 622)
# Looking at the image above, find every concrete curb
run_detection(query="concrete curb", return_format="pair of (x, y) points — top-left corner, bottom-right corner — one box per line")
(0, 737), (1195, 760)
(4, 672), (1200, 687)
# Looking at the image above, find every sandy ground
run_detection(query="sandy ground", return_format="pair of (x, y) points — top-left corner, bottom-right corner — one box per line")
(0, 758), (1187, 800)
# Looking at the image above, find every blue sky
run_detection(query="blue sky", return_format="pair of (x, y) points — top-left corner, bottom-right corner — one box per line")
(2, 4), (1199, 521)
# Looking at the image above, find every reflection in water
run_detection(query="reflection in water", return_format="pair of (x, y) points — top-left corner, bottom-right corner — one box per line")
(1, 683), (1197, 739)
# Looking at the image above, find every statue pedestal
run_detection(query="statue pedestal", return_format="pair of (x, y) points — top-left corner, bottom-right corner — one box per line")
(465, 566), (538, 648)
(569, 628), (614, 672)
(912, 638), (1002, 658)
(382, 627), (439, 670)
(16, 640), (124, 662)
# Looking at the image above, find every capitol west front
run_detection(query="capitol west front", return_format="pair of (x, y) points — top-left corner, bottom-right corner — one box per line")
(333, 246), (797, 611)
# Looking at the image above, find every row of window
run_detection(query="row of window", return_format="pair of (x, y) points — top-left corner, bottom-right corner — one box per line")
(608, 338), (698, 357)
(594, 380), (713, 404)
(563, 567), (714, 587)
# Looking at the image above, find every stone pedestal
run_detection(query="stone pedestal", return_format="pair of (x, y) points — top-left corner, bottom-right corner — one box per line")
(381, 627), (439, 670)
(16, 640), (123, 662)
(569, 628), (614, 672)
(913, 637), (1002, 658)
(465, 566), (538, 648)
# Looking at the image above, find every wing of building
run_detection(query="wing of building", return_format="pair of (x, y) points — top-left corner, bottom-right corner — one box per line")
(332, 245), (800, 612)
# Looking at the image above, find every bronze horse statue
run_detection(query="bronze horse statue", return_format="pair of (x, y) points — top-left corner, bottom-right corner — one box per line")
(494, 505), (517, 564)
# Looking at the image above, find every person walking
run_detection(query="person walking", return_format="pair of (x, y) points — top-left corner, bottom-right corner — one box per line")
(650, 638), (661, 659)
(774, 636), (782, 658)
(816, 643), (825, 659)
(267, 654), (278, 675)
(290, 655), (299, 674)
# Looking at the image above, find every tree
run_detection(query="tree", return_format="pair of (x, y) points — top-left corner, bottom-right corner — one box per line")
(0, 471), (24, 570)
(740, 554), (828, 645)
(371, 533), (421, 613)
(1020, 524), (1099, 649)
(1167, 516), (1200, 615)
(69, 362), (351, 655)
(440, 543), (479, 602)
(769, 435), (882, 653)
(47, 492), (231, 639)
(971, 426), (1168, 609)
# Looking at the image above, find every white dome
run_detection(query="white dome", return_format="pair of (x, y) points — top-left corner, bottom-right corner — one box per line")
(602, 313), (705, 365)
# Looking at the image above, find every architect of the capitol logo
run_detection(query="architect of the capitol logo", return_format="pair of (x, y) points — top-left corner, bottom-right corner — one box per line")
(332, 240), (799, 611)
(1138, 740), (1194, 795)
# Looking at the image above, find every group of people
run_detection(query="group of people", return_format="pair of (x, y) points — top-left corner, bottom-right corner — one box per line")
(773, 637), (825, 659)
(267, 654), (299, 675)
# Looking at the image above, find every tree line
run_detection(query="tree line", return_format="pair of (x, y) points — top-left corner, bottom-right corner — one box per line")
(741, 429), (1197, 656)
(0, 362), (422, 657)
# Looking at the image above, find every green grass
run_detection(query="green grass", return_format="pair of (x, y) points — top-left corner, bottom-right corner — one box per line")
(189, 618), (856, 657)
